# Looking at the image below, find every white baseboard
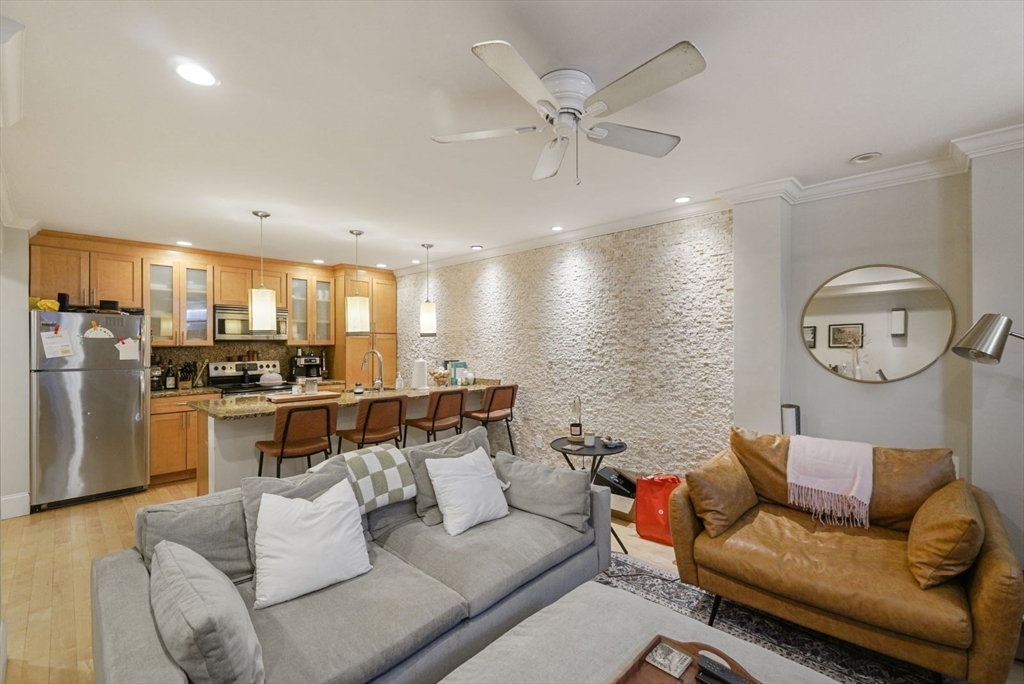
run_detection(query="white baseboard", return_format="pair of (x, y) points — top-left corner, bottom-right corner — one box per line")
(0, 492), (29, 519)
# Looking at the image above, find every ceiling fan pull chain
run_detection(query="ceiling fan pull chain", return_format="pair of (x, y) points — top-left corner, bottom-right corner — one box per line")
(575, 125), (581, 186)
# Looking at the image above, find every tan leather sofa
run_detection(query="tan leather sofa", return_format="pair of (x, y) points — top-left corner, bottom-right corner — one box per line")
(669, 430), (1024, 684)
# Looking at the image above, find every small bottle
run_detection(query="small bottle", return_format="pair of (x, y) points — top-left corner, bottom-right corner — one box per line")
(164, 360), (177, 390)
(320, 350), (328, 379)
(395, 372), (405, 390)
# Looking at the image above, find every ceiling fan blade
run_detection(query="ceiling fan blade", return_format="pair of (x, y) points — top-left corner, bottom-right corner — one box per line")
(585, 41), (706, 118)
(586, 123), (680, 158)
(532, 137), (569, 181)
(432, 125), (543, 143)
(471, 41), (560, 118)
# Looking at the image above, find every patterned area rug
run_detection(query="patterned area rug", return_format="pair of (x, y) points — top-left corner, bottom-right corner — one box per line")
(595, 553), (955, 684)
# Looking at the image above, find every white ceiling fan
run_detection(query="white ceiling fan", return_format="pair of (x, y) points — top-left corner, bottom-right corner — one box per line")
(433, 40), (706, 181)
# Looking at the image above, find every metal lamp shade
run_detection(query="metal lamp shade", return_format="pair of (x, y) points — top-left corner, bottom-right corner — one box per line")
(420, 300), (437, 337)
(952, 313), (1013, 364)
(248, 287), (277, 331)
(346, 295), (370, 335)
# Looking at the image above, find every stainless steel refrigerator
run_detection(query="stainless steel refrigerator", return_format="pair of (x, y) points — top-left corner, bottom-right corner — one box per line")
(30, 311), (149, 511)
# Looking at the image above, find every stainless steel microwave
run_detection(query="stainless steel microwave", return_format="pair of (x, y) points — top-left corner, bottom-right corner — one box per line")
(214, 305), (288, 341)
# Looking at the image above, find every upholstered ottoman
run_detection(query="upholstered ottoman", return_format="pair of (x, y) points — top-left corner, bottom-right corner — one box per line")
(441, 582), (835, 684)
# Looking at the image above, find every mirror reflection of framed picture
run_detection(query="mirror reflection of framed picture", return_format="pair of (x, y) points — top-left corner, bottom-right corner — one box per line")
(829, 323), (864, 348)
(803, 326), (816, 349)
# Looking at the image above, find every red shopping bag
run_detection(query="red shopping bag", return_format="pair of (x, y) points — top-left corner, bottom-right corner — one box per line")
(635, 474), (682, 546)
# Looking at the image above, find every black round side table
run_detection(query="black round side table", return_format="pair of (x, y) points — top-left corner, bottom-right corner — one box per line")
(549, 437), (629, 555)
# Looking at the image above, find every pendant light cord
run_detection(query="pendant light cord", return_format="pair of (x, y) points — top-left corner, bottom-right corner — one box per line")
(426, 246), (431, 302)
(259, 215), (265, 287)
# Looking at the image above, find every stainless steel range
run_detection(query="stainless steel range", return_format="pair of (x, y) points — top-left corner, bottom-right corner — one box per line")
(208, 360), (292, 396)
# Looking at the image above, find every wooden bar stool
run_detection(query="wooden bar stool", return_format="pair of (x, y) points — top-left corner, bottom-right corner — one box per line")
(403, 387), (467, 446)
(462, 384), (518, 454)
(337, 395), (407, 452)
(255, 403), (338, 478)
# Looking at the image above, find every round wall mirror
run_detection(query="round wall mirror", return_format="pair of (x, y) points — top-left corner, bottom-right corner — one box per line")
(801, 265), (955, 383)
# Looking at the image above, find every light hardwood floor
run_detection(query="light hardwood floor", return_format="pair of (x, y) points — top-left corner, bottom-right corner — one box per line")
(0, 480), (197, 684)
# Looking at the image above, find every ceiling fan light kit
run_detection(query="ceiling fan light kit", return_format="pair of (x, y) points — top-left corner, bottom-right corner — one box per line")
(433, 39), (705, 181)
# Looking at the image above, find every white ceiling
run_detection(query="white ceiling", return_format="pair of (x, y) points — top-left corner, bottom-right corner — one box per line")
(1, 1), (1022, 269)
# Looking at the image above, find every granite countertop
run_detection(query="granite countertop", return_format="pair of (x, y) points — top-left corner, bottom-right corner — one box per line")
(190, 384), (494, 420)
(151, 387), (223, 399)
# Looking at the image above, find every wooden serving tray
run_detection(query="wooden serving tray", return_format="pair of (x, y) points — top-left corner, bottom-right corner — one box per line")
(267, 391), (342, 404)
(612, 636), (761, 684)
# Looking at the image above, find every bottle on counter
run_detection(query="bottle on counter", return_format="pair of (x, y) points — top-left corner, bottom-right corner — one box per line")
(320, 349), (328, 379)
(395, 372), (404, 390)
(164, 360), (177, 390)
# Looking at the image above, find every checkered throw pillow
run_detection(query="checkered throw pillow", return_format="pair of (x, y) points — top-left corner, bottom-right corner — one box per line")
(342, 445), (417, 514)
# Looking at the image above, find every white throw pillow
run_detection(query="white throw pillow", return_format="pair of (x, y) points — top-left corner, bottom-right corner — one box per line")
(425, 446), (509, 536)
(253, 478), (371, 609)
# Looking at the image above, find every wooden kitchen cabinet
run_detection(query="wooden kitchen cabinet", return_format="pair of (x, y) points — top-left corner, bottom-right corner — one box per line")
(373, 333), (397, 387)
(150, 393), (219, 481)
(30, 246), (90, 304)
(29, 245), (142, 307)
(343, 334), (396, 389)
(216, 266), (287, 308)
(288, 272), (335, 346)
(371, 275), (397, 334)
(145, 258), (214, 346)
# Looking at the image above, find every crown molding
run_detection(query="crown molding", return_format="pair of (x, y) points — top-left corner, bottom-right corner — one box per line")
(716, 155), (968, 207)
(393, 197), (732, 277)
(0, 160), (39, 232)
(950, 124), (1024, 168)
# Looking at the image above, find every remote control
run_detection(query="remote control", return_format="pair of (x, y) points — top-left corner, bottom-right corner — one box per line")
(697, 654), (750, 684)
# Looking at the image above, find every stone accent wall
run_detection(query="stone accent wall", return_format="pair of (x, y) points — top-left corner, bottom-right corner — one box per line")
(397, 210), (734, 475)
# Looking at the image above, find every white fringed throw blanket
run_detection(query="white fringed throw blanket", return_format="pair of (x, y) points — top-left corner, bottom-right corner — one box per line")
(787, 435), (873, 528)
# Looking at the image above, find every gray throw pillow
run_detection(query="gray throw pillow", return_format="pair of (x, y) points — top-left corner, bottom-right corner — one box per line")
(494, 451), (591, 532)
(241, 456), (349, 561)
(407, 427), (491, 526)
(150, 541), (265, 684)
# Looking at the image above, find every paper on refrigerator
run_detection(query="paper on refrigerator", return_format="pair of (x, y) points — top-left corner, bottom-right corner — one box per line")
(116, 338), (140, 361)
(41, 330), (74, 358)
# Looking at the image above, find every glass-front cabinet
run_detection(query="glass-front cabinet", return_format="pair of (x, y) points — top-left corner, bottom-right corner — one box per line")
(144, 258), (214, 347)
(287, 272), (334, 346)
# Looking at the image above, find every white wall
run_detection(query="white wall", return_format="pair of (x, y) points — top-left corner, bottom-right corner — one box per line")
(397, 211), (735, 475)
(732, 198), (791, 433)
(785, 176), (973, 472)
(0, 226), (30, 518)
(969, 148), (1024, 563)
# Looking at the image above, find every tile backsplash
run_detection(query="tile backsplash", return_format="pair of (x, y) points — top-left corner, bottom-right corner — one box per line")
(150, 342), (330, 384)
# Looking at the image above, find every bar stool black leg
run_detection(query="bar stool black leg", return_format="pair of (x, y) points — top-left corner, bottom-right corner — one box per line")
(276, 455), (282, 478)
(611, 527), (628, 555)
(258, 452), (264, 477)
(307, 454), (312, 469)
(505, 419), (515, 454)
(402, 424), (408, 448)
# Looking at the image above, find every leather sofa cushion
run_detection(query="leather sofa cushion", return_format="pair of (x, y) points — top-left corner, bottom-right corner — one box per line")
(870, 446), (955, 531)
(729, 428), (955, 530)
(693, 502), (972, 649)
(685, 451), (758, 537)
(239, 544), (468, 684)
(908, 479), (985, 589)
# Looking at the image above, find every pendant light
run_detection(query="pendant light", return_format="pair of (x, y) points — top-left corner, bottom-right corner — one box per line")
(248, 211), (277, 331)
(420, 243), (436, 337)
(346, 230), (371, 335)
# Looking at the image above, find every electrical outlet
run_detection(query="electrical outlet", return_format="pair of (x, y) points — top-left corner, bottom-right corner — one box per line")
(535, 435), (543, 449)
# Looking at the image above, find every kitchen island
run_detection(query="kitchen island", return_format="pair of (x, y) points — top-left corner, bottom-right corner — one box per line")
(189, 384), (497, 494)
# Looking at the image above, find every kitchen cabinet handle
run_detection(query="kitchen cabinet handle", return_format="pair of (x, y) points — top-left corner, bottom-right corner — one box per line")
(92, 288), (97, 305)
(80, 288), (85, 303)
(176, 402), (188, 406)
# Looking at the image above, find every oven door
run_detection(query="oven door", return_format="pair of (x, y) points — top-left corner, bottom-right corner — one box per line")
(214, 305), (289, 341)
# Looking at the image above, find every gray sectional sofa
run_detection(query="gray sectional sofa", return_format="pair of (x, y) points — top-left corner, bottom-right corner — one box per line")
(91, 429), (611, 684)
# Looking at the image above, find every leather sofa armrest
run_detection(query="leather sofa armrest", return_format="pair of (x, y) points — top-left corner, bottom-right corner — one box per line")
(669, 480), (703, 586)
(92, 549), (187, 684)
(965, 486), (1024, 684)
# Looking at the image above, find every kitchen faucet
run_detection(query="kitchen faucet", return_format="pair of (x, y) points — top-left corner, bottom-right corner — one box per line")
(361, 349), (385, 392)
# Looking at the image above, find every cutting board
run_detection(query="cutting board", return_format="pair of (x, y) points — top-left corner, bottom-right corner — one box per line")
(267, 391), (342, 404)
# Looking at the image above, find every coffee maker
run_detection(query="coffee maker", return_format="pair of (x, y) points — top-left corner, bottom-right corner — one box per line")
(290, 351), (323, 381)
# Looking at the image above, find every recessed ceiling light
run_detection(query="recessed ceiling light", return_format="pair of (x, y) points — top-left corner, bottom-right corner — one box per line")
(551, 226), (564, 232)
(175, 62), (218, 86)
(674, 196), (692, 204)
(175, 240), (192, 247)
(470, 245), (483, 251)
(850, 152), (882, 164)
(411, 259), (421, 264)
(312, 259), (325, 264)
(376, 263), (387, 268)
